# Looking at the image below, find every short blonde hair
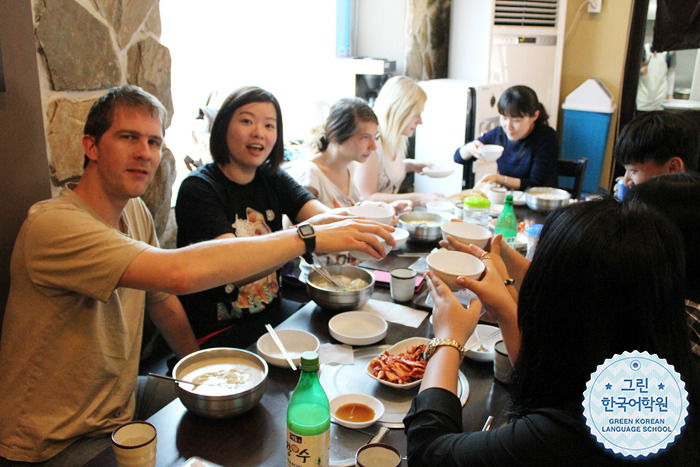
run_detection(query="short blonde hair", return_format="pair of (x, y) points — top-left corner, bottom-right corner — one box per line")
(372, 76), (427, 158)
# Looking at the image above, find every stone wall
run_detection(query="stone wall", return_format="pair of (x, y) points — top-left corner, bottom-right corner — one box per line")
(34, 0), (176, 247)
(405, 0), (451, 81)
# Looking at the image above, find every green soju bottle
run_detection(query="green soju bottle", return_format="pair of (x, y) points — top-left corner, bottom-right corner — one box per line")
(495, 194), (518, 248)
(287, 351), (330, 467)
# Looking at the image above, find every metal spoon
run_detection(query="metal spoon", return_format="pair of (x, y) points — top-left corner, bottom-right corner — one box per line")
(148, 372), (207, 389)
(307, 254), (346, 290)
(473, 328), (489, 352)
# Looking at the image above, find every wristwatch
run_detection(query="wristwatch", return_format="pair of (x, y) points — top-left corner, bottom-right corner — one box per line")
(296, 223), (316, 263)
(423, 338), (465, 362)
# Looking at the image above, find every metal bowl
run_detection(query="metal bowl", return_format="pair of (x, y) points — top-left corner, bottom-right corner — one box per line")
(525, 187), (571, 213)
(397, 211), (447, 243)
(172, 347), (268, 418)
(306, 265), (374, 311)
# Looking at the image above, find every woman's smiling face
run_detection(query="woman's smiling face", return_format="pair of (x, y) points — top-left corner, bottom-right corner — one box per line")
(499, 110), (539, 142)
(225, 101), (278, 171)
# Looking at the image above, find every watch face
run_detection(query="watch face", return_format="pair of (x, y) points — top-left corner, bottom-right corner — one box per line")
(298, 224), (314, 237)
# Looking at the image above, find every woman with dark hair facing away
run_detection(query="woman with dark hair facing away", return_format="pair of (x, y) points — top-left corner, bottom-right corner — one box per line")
(175, 87), (393, 348)
(454, 85), (559, 191)
(405, 198), (698, 465)
(626, 172), (700, 364)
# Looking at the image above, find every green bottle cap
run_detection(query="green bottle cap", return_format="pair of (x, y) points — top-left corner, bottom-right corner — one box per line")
(505, 194), (514, 203)
(300, 351), (319, 371)
(463, 196), (490, 209)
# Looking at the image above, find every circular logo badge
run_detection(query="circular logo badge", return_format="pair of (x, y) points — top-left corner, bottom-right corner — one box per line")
(583, 351), (688, 458)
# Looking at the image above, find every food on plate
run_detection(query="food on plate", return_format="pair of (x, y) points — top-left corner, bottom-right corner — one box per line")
(518, 219), (534, 234)
(182, 361), (264, 396)
(335, 402), (375, 423)
(309, 274), (369, 291)
(449, 189), (487, 202)
(368, 344), (427, 385)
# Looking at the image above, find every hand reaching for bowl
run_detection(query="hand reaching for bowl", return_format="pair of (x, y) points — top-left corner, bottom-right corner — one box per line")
(315, 219), (395, 259)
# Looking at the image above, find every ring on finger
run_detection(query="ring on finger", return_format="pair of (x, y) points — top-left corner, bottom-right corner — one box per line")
(480, 253), (492, 260)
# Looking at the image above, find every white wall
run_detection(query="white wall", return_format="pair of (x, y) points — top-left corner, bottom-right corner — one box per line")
(354, 0), (407, 74)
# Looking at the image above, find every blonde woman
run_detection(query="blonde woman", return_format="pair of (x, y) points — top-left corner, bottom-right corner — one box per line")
(354, 76), (443, 206)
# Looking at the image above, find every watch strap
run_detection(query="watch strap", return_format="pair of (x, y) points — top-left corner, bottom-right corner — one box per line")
(423, 338), (465, 362)
(296, 224), (315, 263)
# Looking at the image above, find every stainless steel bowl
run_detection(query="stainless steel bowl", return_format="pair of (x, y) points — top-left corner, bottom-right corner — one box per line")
(525, 187), (571, 213)
(306, 265), (374, 311)
(172, 347), (268, 418)
(397, 211), (447, 243)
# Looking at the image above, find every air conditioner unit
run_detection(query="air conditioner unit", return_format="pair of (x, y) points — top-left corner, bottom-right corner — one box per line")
(448, 0), (566, 128)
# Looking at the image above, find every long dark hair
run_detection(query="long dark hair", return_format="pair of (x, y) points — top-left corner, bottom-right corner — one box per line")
(511, 198), (696, 424)
(626, 172), (700, 302)
(497, 85), (549, 127)
(209, 86), (285, 172)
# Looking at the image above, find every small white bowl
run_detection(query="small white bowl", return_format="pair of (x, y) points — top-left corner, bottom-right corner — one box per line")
(256, 330), (320, 368)
(426, 199), (456, 213)
(329, 311), (388, 346)
(350, 234), (392, 261)
(422, 165), (455, 178)
(330, 393), (385, 429)
(426, 249), (485, 290)
(441, 221), (492, 249)
(391, 227), (409, 250)
(479, 144), (504, 161)
(464, 324), (502, 362)
(366, 337), (429, 389)
(347, 205), (394, 225)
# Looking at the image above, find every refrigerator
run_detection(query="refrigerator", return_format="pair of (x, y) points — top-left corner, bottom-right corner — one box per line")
(414, 79), (503, 196)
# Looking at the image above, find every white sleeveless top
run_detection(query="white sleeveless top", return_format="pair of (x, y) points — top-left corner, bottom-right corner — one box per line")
(284, 158), (361, 208)
(375, 143), (406, 194)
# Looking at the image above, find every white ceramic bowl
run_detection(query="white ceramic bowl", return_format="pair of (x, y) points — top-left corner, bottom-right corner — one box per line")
(422, 165), (455, 178)
(256, 330), (320, 368)
(347, 205), (394, 225)
(391, 227), (409, 251)
(350, 234), (392, 261)
(479, 144), (504, 161)
(330, 393), (385, 429)
(426, 249), (485, 290)
(441, 221), (492, 249)
(366, 337), (429, 389)
(328, 311), (388, 346)
(426, 199), (456, 213)
(464, 324), (502, 362)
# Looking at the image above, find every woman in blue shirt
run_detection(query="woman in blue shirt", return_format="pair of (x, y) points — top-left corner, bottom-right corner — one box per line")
(454, 85), (558, 191)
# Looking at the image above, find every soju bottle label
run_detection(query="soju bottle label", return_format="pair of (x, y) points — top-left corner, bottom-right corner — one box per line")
(287, 429), (330, 467)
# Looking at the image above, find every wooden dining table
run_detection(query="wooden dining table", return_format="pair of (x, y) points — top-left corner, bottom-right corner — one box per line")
(86, 205), (547, 467)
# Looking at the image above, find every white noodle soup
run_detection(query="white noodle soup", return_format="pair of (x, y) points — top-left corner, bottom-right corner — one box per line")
(181, 358), (264, 396)
(309, 274), (369, 291)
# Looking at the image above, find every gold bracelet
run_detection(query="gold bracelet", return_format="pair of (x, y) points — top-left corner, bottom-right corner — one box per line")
(423, 338), (465, 362)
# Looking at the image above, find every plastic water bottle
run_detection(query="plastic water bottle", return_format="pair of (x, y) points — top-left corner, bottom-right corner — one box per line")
(524, 223), (543, 260)
(495, 194), (518, 248)
(287, 351), (330, 467)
